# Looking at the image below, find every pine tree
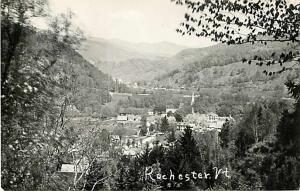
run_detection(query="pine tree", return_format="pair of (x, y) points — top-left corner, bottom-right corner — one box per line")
(148, 142), (165, 165)
(140, 115), (148, 136)
(160, 116), (169, 132)
(174, 112), (183, 122)
(167, 128), (176, 143)
(178, 126), (201, 171)
(219, 120), (232, 148)
(178, 126), (202, 189)
(265, 81), (300, 189)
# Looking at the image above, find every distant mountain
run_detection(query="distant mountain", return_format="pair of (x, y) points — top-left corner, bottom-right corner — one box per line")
(79, 37), (148, 62)
(79, 36), (298, 84)
(109, 38), (188, 57)
(78, 37), (189, 82)
(79, 37), (187, 62)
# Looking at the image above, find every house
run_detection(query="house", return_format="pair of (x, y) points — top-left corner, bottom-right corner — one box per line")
(166, 108), (177, 114)
(207, 112), (219, 122)
(147, 111), (154, 116)
(117, 114), (128, 121)
(207, 112), (232, 131)
(176, 122), (196, 132)
(127, 114), (141, 122)
(123, 149), (137, 156)
(61, 164), (77, 173)
(177, 122), (188, 132)
(60, 161), (88, 173)
(183, 112), (233, 132)
(111, 135), (121, 142)
(185, 113), (207, 126)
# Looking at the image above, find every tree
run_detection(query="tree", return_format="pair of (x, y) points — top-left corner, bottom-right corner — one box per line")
(154, 105), (166, 114)
(85, 159), (118, 191)
(1, 1), (84, 190)
(235, 126), (256, 158)
(167, 110), (173, 117)
(173, 0), (299, 74)
(179, 126), (201, 165)
(264, 81), (300, 190)
(167, 128), (176, 143)
(160, 116), (169, 132)
(148, 143), (166, 165)
(113, 125), (126, 142)
(219, 119), (233, 148)
(276, 102), (300, 156)
(140, 115), (148, 136)
(174, 112), (183, 122)
(149, 123), (156, 132)
(1, 0), (48, 88)
(168, 126), (202, 189)
(126, 139), (131, 148)
(122, 157), (145, 190)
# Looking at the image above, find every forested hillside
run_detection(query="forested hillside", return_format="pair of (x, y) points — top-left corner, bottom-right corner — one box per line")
(80, 36), (299, 83)
(93, 58), (171, 82)
(52, 48), (116, 114)
(149, 42), (300, 118)
(169, 41), (293, 68)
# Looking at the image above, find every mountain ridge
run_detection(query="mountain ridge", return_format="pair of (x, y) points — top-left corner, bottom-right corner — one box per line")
(78, 36), (298, 84)
(79, 37), (189, 62)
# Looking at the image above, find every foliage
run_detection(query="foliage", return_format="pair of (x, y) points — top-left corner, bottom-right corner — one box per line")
(113, 125), (126, 141)
(264, 81), (300, 189)
(160, 116), (170, 132)
(1, 0), (116, 190)
(174, 112), (183, 122)
(154, 105), (167, 114)
(140, 114), (148, 136)
(1, 0), (82, 190)
(219, 119), (233, 148)
(85, 159), (118, 191)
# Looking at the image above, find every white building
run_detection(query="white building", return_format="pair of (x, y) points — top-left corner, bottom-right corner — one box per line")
(166, 108), (178, 114)
(147, 111), (154, 116)
(117, 115), (128, 121)
(181, 112), (233, 132)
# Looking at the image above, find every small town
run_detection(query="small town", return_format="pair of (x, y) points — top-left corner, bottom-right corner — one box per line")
(62, 90), (233, 164)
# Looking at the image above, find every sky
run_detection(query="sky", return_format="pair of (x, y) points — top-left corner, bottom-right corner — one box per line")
(47, 0), (216, 47)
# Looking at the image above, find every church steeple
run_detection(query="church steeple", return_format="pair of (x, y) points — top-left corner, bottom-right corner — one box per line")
(183, 91), (199, 115)
(191, 92), (195, 114)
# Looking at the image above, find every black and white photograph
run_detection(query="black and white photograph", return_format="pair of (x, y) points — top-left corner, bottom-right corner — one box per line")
(1, 0), (300, 190)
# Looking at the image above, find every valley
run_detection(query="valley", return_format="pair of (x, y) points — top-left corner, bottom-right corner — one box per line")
(76, 37), (299, 120)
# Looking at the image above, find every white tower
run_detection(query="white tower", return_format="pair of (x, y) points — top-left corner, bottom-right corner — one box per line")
(191, 92), (195, 114)
(184, 92), (199, 115)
